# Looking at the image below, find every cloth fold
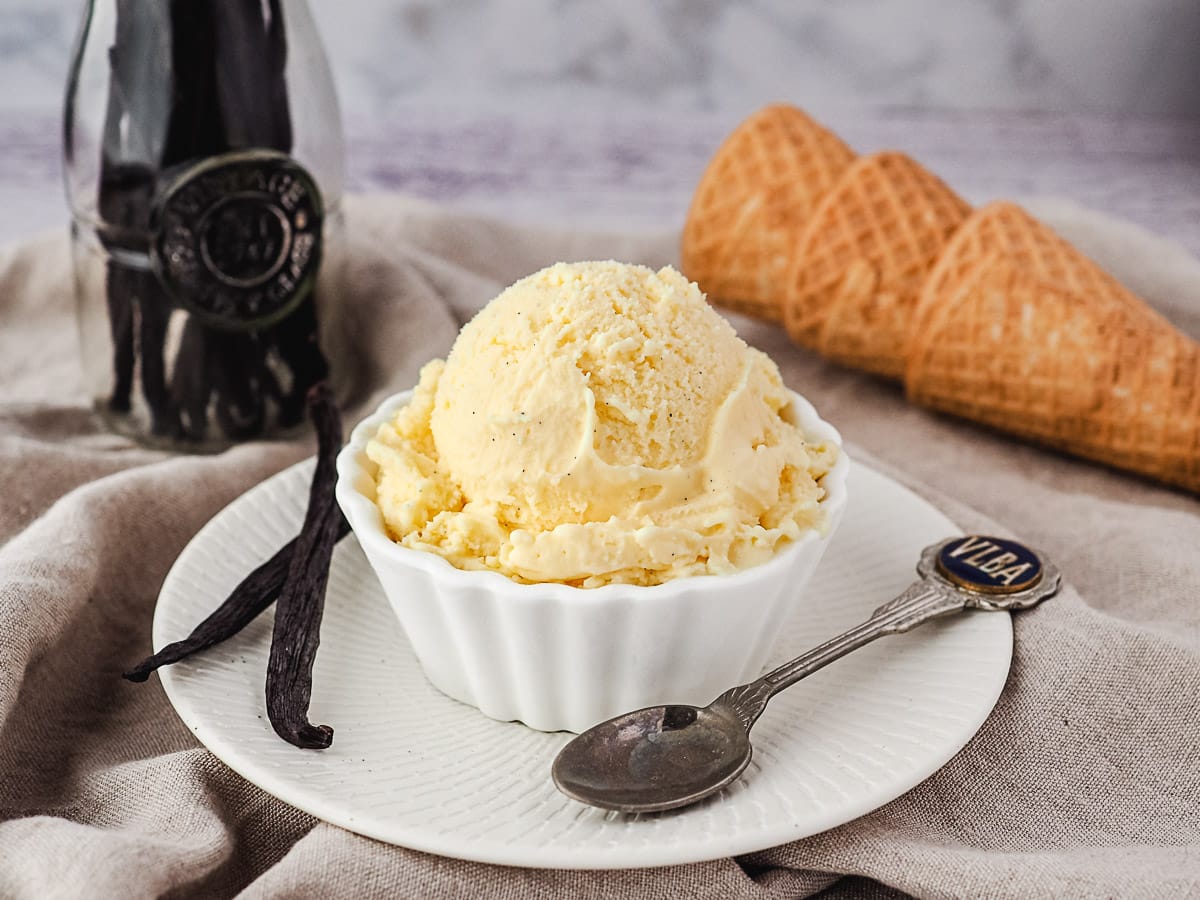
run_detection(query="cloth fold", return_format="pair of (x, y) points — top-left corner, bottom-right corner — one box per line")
(0, 194), (1196, 899)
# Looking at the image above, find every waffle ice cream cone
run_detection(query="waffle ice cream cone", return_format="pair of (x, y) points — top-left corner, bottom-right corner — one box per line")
(920, 200), (1170, 329)
(906, 251), (1200, 492)
(782, 151), (970, 378)
(681, 104), (855, 322)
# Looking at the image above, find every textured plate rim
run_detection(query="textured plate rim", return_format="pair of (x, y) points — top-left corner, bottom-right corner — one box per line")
(154, 458), (1013, 869)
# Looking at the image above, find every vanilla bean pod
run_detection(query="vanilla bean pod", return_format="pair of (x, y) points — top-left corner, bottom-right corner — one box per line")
(138, 283), (181, 437)
(123, 511), (349, 683)
(212, 0), (293, 147)
(96, 164), (151, 415)
(162, 0), (225, 162)
(103, 267), (135, 414)
(96, 3), (167, 419)
(95, 162), (179, 436)
(211, 332), (269, 441)
(263, 294), (329, 428)
(265, 383), (342, 749)
(171, 319), (213, 442)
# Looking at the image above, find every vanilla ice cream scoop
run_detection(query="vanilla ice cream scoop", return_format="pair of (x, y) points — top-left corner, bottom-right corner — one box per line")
(367, 261), (836, 587)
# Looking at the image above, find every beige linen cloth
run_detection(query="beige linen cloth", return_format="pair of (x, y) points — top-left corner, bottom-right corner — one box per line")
(0, 194), (1197, 900)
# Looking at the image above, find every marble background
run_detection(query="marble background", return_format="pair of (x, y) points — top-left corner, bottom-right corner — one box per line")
(2, 0), (1199, 123)
(2, 0), (1199, 247)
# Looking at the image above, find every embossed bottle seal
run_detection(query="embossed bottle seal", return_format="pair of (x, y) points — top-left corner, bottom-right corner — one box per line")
(151, 150), (324, 330)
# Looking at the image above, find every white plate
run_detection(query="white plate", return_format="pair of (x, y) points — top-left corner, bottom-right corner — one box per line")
(155, 458), (1011, 869)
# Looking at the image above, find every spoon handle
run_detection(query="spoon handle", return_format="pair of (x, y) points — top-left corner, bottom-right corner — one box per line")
(714, 581), (966, 730)
(713, 534), (1061, 732)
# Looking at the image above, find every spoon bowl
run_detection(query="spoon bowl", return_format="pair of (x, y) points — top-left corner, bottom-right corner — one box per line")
(552, 704), (752, 813)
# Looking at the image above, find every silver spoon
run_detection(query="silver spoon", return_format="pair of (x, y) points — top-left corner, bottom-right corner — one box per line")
(552, 534), (1060, 813)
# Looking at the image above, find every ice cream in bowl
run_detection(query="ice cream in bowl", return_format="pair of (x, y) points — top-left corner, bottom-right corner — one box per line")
(335, 261), (848, 732)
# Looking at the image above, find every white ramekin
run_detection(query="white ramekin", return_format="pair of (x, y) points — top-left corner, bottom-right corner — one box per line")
(335, 388), (849, 733)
